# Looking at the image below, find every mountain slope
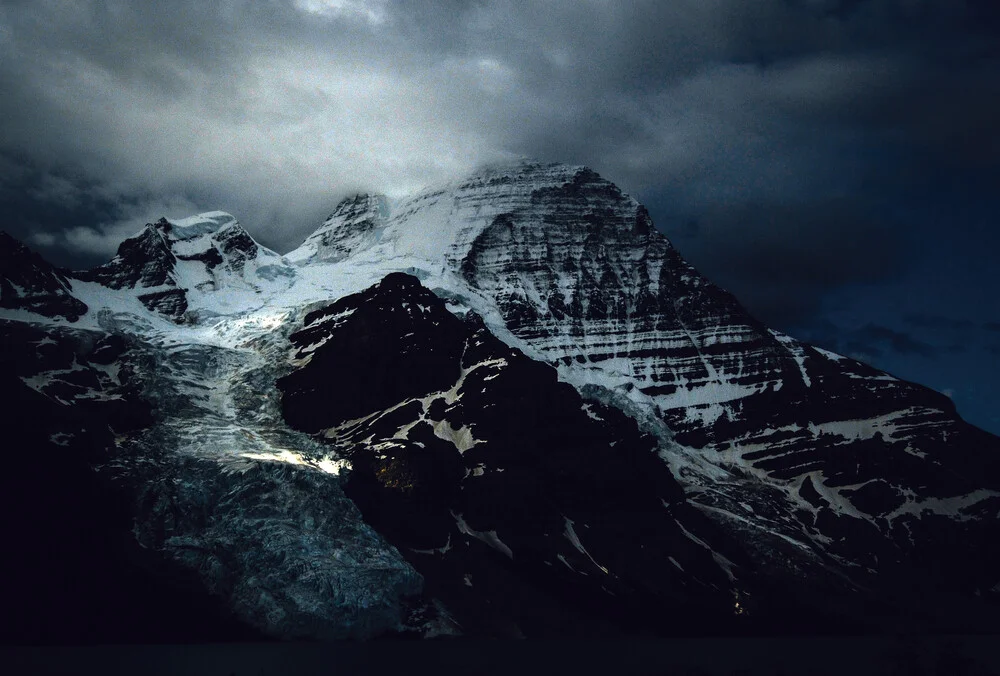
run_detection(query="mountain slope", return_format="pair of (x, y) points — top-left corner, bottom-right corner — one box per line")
(0, 159), (998, 640)
(286, 162), (1000, 609)
(277, 272), (760, 637)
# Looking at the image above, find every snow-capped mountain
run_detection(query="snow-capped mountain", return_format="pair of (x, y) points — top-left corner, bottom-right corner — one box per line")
(1, 160), (998, 641)
(284, 161), (1000, 610)
(75, 212), (295, 319)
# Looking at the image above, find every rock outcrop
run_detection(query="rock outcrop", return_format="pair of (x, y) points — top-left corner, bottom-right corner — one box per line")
(0, 231), (88, 320)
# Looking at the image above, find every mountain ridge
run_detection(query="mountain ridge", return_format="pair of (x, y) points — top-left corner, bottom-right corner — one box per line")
(1, 159), (998, 640)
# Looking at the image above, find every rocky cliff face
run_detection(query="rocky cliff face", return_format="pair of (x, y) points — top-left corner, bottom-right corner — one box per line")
(1, 159), (998, 641)
(0, 231), (88, 320)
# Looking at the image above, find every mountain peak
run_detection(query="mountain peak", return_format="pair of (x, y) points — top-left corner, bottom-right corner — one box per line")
(73, 210), (293, 320)
(285, 160), (629, 268)
(456, 158), (591, 187)
(325, 194), (391, 222)
(286, 194), (392, 265)
(466, 156), (585, 176)
(158, 212), (241, 241)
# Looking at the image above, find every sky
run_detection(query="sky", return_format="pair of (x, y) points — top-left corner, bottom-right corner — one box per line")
(1, 0), (997, 432)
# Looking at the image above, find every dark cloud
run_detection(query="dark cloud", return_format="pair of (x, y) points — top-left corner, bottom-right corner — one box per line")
(793, 322), (945, 363)
(0, 0), (995, 256)
(656, 199), (907, 326)
(0, 151), (203, 267)
(853, 324), (941, 357)
(850, 325), (939, 359)
(984, 323), (1000, 332)
(903, 314), (976, 331)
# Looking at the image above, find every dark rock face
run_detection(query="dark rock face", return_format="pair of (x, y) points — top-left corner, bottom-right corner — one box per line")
(215, 223), (259, 272)
(78, 219), (178, 290)
(176, 246), (224, 269)
(138, 288), (189, 316)
(74, 219), (189, 319)
(278, 273), (838, 638)
(0, 231), (88, 320)
(281, 273), (467, 431)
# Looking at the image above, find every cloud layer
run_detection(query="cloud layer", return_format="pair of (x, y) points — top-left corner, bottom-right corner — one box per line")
(2, 0), (996, 265)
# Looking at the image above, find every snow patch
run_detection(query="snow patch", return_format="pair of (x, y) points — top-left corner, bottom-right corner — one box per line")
(769, 329), (811, 388)
(239, 450), (349, 475)
(432, 420), (482, 453)
(452, 511), (513, 559)
(563, 516), (609, 574)
(885, 489), (999, 523)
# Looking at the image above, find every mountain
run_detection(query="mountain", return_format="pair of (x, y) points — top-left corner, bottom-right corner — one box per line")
(0, 231), (87, 320)
(276, 272), (758, 637)
(75, 212), (295, 320)
(0, 160), (998, 641)
(284, 162), (1000, 611)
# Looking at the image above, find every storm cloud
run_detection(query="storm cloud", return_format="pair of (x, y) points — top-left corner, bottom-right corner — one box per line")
(0, 0), (996, 265)
(903, 314), (977, 331)
(662, 199), (908, 325)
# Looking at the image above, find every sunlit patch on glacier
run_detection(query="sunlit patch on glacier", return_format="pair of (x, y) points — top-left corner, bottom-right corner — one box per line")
(239, 450), (350, 475)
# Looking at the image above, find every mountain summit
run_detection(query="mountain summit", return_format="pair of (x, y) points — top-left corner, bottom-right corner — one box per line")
(1, 161), (998, 640)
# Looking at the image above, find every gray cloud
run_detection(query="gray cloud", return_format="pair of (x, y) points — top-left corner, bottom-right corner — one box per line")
(854, 325), (938, 358)
(903, 314), (976, 331)
(659, 199), (907, 325)
(806, 323), (940, 362)
(4, 1), (997, 436)
(0, 0), (995, 274)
